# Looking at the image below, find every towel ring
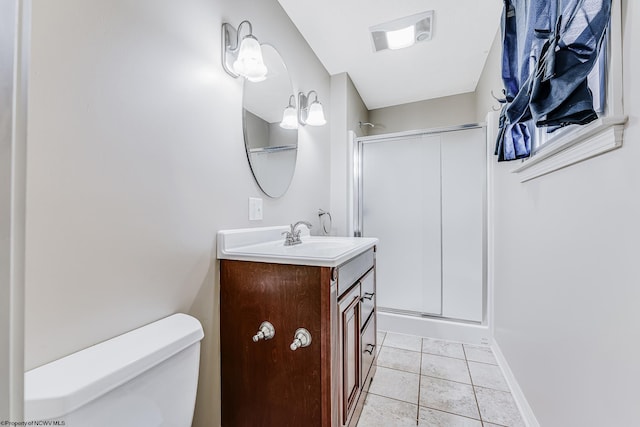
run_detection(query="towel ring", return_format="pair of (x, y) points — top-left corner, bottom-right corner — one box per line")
(318, 209), (332, 235)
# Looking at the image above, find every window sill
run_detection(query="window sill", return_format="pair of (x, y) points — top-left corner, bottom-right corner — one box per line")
(511, 116), (627, 182)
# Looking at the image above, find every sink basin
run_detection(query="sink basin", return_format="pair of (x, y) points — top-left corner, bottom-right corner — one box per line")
(217, 226), (378, 267)
(241, 237), (358, 256)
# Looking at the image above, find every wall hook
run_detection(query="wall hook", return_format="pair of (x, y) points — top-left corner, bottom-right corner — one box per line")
(491, 89), (507, 104)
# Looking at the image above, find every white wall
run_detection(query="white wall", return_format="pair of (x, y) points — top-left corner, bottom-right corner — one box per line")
(475, 30), (503, 122)
(24, 1), (330, 425)
(368, 92), (478, 135)
(479, 1), (640, 425)
(1, 0), (27, 421)
(1, 0), (17, 419)
(0, 3), (15, 417)
(329, 72), (368, 236)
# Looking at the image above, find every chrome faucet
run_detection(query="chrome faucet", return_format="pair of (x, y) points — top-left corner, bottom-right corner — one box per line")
(282, 221), (312, 246)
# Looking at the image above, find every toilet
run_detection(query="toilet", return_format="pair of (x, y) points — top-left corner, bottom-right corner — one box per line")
(24, 313), (204, 427)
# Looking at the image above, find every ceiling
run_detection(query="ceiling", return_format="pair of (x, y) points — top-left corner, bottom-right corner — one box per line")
(277, 0), (503, 110)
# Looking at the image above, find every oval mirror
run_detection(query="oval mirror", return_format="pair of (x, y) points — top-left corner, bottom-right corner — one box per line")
(242, 44), (297, 198)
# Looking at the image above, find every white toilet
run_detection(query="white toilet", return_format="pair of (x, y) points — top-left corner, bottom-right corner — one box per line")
(24, 313), (204, 427)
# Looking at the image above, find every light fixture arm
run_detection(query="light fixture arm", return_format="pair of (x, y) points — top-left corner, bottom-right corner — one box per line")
(298, 90), (320, 125)
(221, 20), (255, 78)
(287, 94), (296, 108)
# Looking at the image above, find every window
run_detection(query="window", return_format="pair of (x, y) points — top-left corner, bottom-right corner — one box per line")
(532, 38), (607, 153)
(512, 0), (626, 182)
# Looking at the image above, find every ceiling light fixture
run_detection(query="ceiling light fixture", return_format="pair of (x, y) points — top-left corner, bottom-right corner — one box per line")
(386, 26), (416, 50)
(221, 20), (268, 82)
(370, 10), (434, 52)
(298, 90), (326, 126)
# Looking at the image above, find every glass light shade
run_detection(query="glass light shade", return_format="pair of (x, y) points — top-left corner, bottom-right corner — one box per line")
(305, 101), (326, 126)
(280, 105), (298, 129)
(386, 26), (416, 50)
(233, 35), (267, 82)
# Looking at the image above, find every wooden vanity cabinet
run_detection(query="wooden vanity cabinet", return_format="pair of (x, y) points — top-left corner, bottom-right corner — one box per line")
(220, 247), (376, 427)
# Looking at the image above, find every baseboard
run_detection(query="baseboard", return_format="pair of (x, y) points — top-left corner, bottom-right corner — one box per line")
(377, 311), (491, 345)
(491, 339), (540, 427)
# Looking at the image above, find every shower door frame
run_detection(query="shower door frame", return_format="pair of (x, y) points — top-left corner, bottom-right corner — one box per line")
(1, 0), (30, 421)
(352, 123), (488, 323)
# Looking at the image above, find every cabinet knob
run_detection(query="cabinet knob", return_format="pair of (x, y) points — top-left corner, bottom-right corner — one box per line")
(290, 328), (312, 351)
(252, 321), (275, 342)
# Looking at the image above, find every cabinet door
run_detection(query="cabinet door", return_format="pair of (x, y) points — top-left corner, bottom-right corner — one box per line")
(220, 261), (329, 427)
(360, 314), (376, 387)
(339, 285), (361, 425)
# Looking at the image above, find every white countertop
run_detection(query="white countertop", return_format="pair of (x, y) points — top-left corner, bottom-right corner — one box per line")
(217, 226), (378, 267)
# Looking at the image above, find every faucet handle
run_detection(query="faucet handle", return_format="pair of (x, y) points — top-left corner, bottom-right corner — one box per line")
(283, 221), (312, 246)
(281, 231), (294, 245)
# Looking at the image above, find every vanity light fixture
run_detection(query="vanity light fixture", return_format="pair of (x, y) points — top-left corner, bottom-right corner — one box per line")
(370, 10), (434, 52)
(280, 95), (298, 130)
(298, 90), (327, 126)
(221, 20), (268, 82)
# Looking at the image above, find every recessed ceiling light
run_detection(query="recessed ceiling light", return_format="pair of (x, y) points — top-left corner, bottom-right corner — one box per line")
(385, 26), (416, 50)
(370, 11), (434, 52)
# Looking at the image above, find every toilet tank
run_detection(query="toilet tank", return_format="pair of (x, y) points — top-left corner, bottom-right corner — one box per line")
(24, 313), (204, 427)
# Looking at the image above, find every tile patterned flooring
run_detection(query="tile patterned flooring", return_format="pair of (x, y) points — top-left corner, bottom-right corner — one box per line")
(356, 331), (525, 427)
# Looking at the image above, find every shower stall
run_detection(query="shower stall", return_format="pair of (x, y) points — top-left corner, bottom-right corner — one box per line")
(353, 124), (487, 338)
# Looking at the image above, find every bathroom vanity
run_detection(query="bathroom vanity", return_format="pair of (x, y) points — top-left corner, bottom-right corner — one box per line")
(217, 226), (378, 427)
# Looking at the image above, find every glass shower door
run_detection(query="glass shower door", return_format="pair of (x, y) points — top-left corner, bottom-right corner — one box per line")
(360, 134), (442, 315)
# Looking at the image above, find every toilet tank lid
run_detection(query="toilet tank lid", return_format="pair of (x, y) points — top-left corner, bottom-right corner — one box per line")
(24, 313), (204, 421)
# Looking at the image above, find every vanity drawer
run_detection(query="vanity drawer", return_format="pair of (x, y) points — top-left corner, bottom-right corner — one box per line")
(360, 315), (376, 386)
(359, 269), (375, 329)
(338, 248), (374, 297)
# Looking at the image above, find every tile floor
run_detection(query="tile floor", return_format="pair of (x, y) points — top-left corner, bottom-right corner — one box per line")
(356, 331), (525, 427)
